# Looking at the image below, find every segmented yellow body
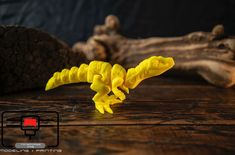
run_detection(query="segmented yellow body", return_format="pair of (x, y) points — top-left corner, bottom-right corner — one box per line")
(45, 56), (175, 114)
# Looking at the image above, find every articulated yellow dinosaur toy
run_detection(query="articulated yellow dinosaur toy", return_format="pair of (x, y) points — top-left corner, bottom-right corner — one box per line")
(45, 56), (174, 114)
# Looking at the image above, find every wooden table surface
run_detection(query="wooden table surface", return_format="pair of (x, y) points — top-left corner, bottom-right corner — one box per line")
(0, 77), (235, 155)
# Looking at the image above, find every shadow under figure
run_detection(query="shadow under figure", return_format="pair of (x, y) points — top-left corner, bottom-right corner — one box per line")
(45, 56), (174, 114)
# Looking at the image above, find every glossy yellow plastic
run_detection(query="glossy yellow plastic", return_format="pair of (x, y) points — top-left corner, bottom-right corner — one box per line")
(45, 56), (175, 114)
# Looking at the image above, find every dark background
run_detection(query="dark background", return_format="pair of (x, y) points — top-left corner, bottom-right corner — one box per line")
(0, 0), (235, 46)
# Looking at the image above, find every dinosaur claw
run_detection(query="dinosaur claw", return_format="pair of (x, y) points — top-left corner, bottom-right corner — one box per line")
(104, 105), (113, 114)
(95, 102), (105, 114)
(106, 95), (122, 105)
(110, 99), (122, 105)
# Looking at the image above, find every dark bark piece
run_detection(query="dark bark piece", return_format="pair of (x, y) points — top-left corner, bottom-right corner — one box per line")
(0, 26), (86, 94)
(73, 15), (235, 87)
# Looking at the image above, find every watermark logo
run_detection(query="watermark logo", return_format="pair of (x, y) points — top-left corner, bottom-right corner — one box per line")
(1, 111), (59, 149)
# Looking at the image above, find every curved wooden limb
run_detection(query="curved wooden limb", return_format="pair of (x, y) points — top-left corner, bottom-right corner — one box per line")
(73, 15), (235, 88)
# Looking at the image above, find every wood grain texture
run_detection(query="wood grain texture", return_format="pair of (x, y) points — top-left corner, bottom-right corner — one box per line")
(1, 125), (235, 155)
(0, 77), (235, 155)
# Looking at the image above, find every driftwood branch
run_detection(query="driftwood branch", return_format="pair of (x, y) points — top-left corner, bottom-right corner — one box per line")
(73, 15), (235, 87)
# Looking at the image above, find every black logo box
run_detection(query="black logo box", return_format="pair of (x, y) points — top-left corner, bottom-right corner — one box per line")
(1, 111), (59, 148)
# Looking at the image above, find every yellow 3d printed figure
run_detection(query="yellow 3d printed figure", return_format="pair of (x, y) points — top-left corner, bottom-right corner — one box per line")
(45, 56), (175, 114)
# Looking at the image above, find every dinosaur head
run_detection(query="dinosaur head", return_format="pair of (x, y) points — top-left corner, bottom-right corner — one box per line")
(144, 56), (175, 77)
(125, 56), (175, 89)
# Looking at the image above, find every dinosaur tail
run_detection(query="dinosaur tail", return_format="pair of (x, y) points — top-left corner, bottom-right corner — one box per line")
(45, 64), (88, 91)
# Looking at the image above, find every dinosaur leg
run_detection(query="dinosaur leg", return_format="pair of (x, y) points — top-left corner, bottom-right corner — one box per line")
(90, 75), (110, 100)
(90, 75), (118, 114)
(111, 77), (126, 101)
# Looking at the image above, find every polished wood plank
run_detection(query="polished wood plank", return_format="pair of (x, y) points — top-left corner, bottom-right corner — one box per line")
(0, 77), (235, 155)
(1, 125), (235, 155)
(0, 78), (235, 125)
